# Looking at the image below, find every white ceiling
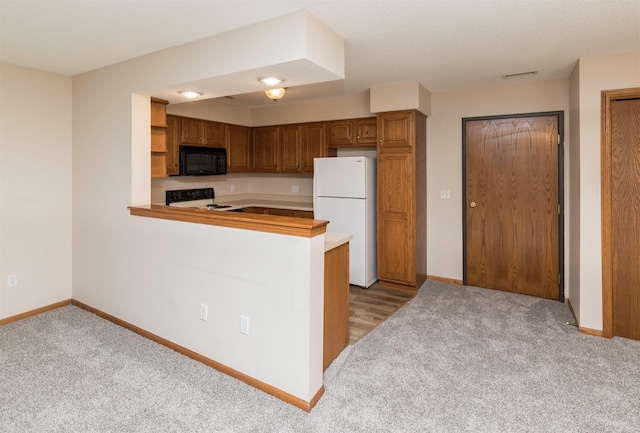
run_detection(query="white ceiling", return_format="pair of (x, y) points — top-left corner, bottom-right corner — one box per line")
(1, 0), (639, 108)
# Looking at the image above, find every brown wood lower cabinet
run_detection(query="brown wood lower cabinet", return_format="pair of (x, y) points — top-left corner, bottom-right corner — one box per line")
(242, 207), (313, 219)
(323, 242), (350, 370)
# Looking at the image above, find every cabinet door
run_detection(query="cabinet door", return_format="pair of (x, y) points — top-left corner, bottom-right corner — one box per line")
(280, 124), (301, 173)
(253, 126), (279, 173)
(165, 115), (180, 176)
(244, 207), (269, 214)
(181, 118), (205, 145)
(377, 110), (414, 152)
(328, 120), (353, 146)
(377, 152), (416, 286)
(204, 121), (224, 147)
(226, 125), (251, 173)
(300, 122), (326, 173)
(292, 210), (314, 219)
(269, 208), (294, 217)
(355, 118), (377, 146)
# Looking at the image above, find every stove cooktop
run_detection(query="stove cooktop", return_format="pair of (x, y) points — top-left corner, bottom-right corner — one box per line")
(165, 188), (242, 212)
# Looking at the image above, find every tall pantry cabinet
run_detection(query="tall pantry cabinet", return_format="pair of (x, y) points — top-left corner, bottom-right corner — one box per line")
(376, 110), (427, 292)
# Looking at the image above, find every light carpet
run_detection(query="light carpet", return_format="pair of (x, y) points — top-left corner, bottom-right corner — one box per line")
(1, 280), (639, 432)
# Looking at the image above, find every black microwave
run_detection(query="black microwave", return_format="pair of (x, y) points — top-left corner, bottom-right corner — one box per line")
(179, 145), (227, 176)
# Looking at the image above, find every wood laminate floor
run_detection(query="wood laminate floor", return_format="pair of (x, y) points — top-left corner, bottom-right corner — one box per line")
(349, 282), (415, 345)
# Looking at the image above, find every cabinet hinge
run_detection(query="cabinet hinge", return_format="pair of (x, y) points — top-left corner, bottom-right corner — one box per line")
(558, 274), (561, 286)
(557, 134), (561, 145)
(558, 204), (561, 215)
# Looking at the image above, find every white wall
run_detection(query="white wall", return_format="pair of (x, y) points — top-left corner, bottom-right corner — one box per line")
(0, 63), (72, 319)
(167, 99), (253, 126)
(69, 14), (336, 403)
(252, 91), (373, 126)
(426, 79), (571, 289)
(572, 50), (640, 331)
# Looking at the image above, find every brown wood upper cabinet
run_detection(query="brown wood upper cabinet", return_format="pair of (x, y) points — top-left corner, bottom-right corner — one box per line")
(328, 117), (377, 147)
(226, 124), (252, 173)
(181, 118), (224, 147)
(279, 124), (302, 173)
(300, 122), (328, 173)
(252, 126), (280, 172)
(278, 122), (329, 173)
(154, 111), (352, 177)
(376, 110), (427, 292)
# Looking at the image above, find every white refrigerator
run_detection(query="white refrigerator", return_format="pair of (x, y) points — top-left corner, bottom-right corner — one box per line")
(313, 156), (377, 288)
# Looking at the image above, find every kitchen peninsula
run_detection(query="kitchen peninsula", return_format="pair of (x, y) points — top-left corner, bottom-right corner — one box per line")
(127, 202), (350, 411)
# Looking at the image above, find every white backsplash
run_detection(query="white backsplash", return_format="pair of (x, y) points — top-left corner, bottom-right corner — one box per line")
(151, 173), (313, 204)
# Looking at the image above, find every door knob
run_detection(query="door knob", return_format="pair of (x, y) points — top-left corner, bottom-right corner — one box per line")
(469, 201), (477, 208)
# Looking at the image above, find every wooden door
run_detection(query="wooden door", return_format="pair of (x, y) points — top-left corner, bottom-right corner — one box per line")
(181, 118), (204, 145)
(355, 118), (378, 146)
(165, 115), (180, 176)
(253, 126), (279, 172)
(204, 121), (224, 147)
(377, 152), (415, 286)
(280, 124), (301, 173)
(603, 91), (640, 340)
(300, 122), (326, 173)
(225, 125), (251, 173)
(464, 114), (561, 300)
(328, 120), (353, 146)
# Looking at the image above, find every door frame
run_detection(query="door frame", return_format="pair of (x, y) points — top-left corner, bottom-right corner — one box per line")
(462, 111), (565, 301)
(601, 87), (640, 338)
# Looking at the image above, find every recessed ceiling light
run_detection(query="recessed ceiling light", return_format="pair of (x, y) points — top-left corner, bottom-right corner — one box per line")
(259, 77), (284, 86)
(501, 71), (538, 79)
(178, 91), (202, 98)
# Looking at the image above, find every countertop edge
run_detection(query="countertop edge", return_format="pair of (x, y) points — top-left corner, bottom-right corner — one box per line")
(129, 205), (327, 238)
(324, 233), (353, 252)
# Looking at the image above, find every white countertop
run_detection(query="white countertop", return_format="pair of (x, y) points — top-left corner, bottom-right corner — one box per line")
(217, 194), (313, 211)
(154, 193), (313, 212)
(324, 232), (352, 252)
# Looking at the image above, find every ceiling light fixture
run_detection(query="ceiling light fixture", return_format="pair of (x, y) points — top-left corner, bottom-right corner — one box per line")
(265, 87), (286, 102)
(501, 71), (538, 79)
(178, 91), (202, 99)
(259, 76), (284, 86)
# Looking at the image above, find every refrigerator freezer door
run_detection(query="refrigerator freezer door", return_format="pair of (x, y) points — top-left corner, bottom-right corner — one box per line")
(315, 196), (375, 287)
(314, 157), (368, 199)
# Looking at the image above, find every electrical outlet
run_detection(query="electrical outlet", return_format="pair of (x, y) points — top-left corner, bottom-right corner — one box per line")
(229, 185), (235, 193)
(200, 303), (208, 321)
(440, 189), (451, 200)
(7, 274), (17, 288)
(292, 185), (299, 193)
(240, 315), (250, 335)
